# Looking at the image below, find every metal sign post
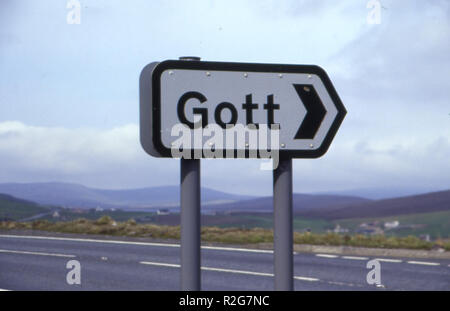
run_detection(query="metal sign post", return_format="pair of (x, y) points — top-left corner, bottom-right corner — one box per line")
(179, 57), (202, 291)
(139, 58), (346, 291)
(273, 156), (293, 290)
(180, 158), (201, 290)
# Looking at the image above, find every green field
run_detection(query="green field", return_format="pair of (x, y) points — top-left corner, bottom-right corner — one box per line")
(335, 210), (450, 239)
(219, 214), (332, 232)
(1, 197), (449, 240)
(39, 208), (155, 223)
(42, 210), (333, 232)
(199, 211), (450, 239)
(24, 209), (450, 239)
(1, 216), (449, 251)
(0, 196), (51, 221)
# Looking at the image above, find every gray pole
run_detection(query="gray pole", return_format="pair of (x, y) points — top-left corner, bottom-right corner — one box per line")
(180, 158), (201, 290)
(179, 56), (202, 291)
(273, 156), (294, 291)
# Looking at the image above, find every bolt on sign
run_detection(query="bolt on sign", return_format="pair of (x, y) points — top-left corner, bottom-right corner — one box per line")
(140, 60), (346, 159)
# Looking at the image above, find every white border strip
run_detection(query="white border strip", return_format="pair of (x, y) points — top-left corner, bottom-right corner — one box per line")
(375, 258), (403, 263)
(0, 234), (272, 254)
(407, 261), (440, 266)
(316, 254), (338, 258)
(341, 256), (369, 260)
(0, 249), (76, 258)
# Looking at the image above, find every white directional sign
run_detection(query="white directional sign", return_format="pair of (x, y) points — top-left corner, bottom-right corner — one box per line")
(140, 60), (346, 158)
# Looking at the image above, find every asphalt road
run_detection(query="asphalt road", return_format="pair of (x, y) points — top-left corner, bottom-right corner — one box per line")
(0, 234), (449, 291)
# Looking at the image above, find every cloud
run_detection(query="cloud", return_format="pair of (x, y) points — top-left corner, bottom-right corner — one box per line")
(0, 121), (449, 196)
(0, 121), (176, 188)
(0, 2), (449, 196)
(0, 121), (135, 172)
(328, 0), (450, 104)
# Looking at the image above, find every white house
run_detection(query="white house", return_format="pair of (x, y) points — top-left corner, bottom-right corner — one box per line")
(384, 220), (399, 229)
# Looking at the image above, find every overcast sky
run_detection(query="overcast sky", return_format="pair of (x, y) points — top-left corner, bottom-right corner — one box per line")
(0, 0), (449, 197)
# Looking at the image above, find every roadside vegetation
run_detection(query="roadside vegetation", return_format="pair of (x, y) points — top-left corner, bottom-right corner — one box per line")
(1, 216), (449, 251)
(0, 194), (51, 221)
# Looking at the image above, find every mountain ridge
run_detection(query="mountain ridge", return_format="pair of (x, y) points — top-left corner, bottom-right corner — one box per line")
(0, 182), (448, 220)
(0, 182), (253, 209)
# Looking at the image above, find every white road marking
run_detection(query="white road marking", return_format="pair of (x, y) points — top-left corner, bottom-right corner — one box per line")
(2, 234), (446, 270)
(140, 261), (180, 268)
(316, 254), (338, 258)
(0, 249), (76, 258)
(202, 266), (274, 278)
(407, 261), (440, 266)
(341, 256), (369, 260)
(375, 258), (402, 263)
(0, 234), (272, 254)
(139, 261), (319, 282)
(0, 288), (11, 291)
(202, 246), (272, 254)
(294, 276), (320, 282)
(326, 280), (364, 288)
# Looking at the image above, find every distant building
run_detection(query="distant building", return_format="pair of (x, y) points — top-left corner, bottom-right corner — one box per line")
(157, 209), (170, 215)
(52, 211), (60, 218)
(419, 234), (431, 242)
(384, 220), (399, 229)
(357, 222), (384, 235)
(333, 224), (349, 233)
(95, 206), (104, 212)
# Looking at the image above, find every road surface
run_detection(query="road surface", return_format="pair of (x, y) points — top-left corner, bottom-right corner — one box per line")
(0, 234), (448, 290)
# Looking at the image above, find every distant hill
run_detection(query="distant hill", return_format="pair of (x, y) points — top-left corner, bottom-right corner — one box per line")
(206, 193), (371, 212)
(194, 189), (450, 220)
(317, 186), (446, 200)
(1, 182), (448, 221)
(0, 182), (254, 210)
(295, 189), (450, 220)
(0, 193), (50, 221)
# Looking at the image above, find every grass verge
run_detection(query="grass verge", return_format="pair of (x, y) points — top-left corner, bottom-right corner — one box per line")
(1, 216), (449, 251)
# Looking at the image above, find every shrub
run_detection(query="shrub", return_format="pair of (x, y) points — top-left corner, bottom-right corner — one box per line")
(95, 215), (114, 225)
(126, 219), (137, 226)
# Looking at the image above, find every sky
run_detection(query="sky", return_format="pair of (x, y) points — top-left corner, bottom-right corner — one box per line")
(0, 0), (449, 197)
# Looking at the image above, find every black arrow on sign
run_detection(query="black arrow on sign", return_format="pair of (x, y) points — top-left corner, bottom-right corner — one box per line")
(293, 84), (327, 139)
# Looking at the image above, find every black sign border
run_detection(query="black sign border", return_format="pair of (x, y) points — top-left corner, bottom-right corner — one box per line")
(151, 60), (346, 159)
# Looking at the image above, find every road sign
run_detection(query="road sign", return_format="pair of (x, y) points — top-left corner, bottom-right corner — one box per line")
(140, 60), (346, 159)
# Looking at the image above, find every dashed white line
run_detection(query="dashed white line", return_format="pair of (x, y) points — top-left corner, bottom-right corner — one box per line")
(317, 254), (404, 263)
(0, 234), (179, 247)
(202, 266), (274, 278)
(0, 249), (76, 258)
(341, 256), (369, 260)
(316, 254), (339, 258)
(139, 261), (319, 282)
(140, 261), (180, 268)
(1, 234), (446, 269)
(326, 280), (364, 288)
(202, 246), (272, 254)
(294, 276), (320, 282)
(375, 258), (402, 263)
(407, 261), (440, 266)
(0, 234), (272, 254)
